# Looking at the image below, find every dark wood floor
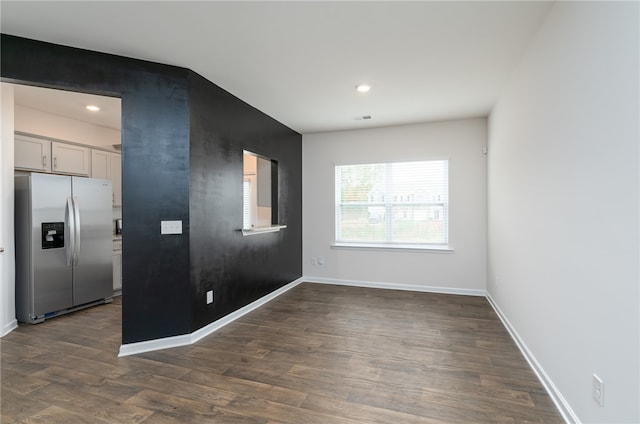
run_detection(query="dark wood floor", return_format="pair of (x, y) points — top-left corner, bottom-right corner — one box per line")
(1, 283), (563, 423)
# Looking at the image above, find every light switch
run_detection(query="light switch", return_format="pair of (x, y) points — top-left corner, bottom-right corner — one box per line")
(161, 220), (182, 235)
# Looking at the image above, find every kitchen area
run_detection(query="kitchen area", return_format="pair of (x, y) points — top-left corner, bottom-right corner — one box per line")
(10, 83), (123, 323)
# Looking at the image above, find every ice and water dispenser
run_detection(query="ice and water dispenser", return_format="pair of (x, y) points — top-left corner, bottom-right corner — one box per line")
(41, 222), (64, 249)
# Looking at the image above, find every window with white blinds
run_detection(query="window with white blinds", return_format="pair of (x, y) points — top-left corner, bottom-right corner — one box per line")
(335, 160), (449, 246)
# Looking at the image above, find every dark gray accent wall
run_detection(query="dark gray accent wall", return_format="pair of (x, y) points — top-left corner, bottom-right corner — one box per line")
(188, 72), (302, 330)
(1, 34), (302, 344)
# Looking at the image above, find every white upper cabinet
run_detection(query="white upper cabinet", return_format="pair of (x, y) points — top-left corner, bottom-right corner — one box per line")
(15, 134), (51, 172)
(15, 133), (121, 206)
(91, 149), (111, 179)
(52, 142), (90, 176)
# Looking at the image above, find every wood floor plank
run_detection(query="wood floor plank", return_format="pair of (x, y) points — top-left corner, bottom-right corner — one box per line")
(2, 284), (564, 423)
(112, 370), (237, 407)
(74, 377), (146, 404)
(20, 405), (109, 424)
(300, 392), (446, 424)
(0, 367), (51, 395)
(179, 370), (309, 408)
(27, 381), (154, 423)
(224, 395), (364, 424)
(1, 385), (51, 423)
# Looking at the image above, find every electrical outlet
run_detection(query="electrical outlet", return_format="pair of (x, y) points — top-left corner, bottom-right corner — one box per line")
(592, 374), (604, 407)
(206, 290), (213, 305)
(317, 256), (325, 265)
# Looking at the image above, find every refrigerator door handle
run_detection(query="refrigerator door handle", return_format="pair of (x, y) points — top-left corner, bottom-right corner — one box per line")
(65, 196), (75, 267)
(72, 196), (81, 265)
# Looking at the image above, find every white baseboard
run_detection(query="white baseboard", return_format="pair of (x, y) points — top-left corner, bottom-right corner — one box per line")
(486, 291), (578, 424)
(118, 278), (304, 357)
(2, 319), (18, 337)
(118, 332), (192, 357)
(303, 276), (486, 297)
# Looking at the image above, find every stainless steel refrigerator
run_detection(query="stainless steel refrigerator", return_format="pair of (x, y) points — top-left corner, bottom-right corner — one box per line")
(15, 173), (113, 323)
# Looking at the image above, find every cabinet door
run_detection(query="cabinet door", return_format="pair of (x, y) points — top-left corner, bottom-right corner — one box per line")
(111, 153), (122, 206)
(112, 248), (122, 292)
(52, 142), (90, 176)
(15, 135), (51, 172)
(91, 150), (111, 179)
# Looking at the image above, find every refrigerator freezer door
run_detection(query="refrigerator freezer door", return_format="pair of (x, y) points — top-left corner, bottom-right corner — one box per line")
(31, 173), (74, 316)
(71, 177), (113, 305)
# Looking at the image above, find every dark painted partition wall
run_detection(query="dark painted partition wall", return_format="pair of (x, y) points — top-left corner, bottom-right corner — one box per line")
(1, 34), (303, 344)
(1, 35), (192, 344)
(188, 72), (302, 330)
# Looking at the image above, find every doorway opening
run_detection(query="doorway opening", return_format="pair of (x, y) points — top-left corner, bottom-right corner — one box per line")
(2, 82), (123, 342)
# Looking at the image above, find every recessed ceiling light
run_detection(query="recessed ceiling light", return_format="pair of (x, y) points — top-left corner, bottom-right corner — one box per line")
(86, 105), (100, 112)
(355, 84), (371, 93)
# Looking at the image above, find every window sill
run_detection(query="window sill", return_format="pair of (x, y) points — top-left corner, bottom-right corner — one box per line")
(241, 225), (287, 236)
(331, 242), (453, 252)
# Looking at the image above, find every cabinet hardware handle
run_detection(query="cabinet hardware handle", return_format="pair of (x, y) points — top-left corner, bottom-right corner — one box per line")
(42, 154), (46, 167)
(54, 157), (57, 169)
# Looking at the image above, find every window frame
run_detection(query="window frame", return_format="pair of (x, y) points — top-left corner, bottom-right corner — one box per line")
(241, 150), (286, 236)
(333, 159), (452, 251)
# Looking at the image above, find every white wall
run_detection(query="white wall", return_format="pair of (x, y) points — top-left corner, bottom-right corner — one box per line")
(303, 118), (487, 293)
(1, 83), (17, 336)
(488, 2), (639, 423)
(15, 105), (120, 148)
